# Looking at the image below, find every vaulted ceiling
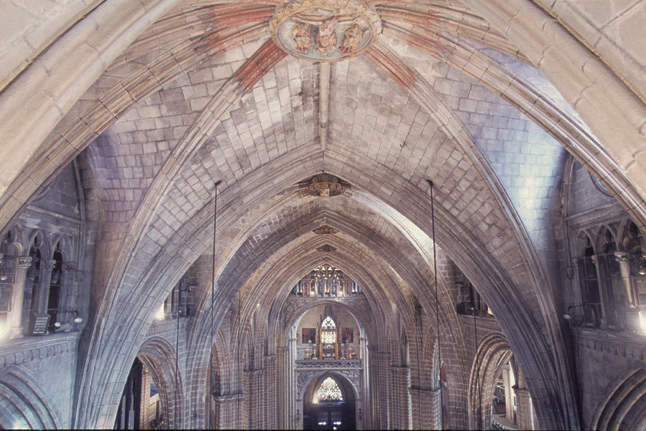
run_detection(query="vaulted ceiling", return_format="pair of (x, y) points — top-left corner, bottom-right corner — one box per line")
(1, 0), (645, 428)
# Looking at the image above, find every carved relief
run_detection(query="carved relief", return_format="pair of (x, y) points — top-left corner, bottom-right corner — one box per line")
(297, 370), (321, 396)
(292, 22), (313, 53)
(316, 18), (338, 56)
(313, 225), (339, 235)
(316, 244), (337, 252)
(270, 0), (381, 62)
(298, 174), (351, 198)
(340, 23), (365, 55)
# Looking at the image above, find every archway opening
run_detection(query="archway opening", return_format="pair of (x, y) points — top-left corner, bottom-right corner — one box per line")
(114, 357), (165, 429)
(114, 358), (143, 430)
(303, 374), (356, 430)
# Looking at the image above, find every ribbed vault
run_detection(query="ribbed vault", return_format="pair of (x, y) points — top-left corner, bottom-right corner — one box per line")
(2, 1), (645, 430)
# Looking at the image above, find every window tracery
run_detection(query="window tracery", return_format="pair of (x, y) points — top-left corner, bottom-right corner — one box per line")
(569, 218), (646, 332)
(321, 316), (337, 344)
(46, 246), (63, 332)
(315, 377), (343, 402)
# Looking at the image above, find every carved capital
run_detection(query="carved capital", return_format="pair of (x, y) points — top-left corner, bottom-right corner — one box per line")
(213, 393), (244, 404)
(64, 262), (76, 271)
(18, 257), (33, 269)
(614, 251), (628, 262)
(513, 386), (530, 396)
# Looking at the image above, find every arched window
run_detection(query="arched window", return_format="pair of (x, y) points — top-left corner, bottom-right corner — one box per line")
(46, 245), (63, 332)
(321, 317), (336, 344)
(626, 222), (646, 306)
(575, 234), (602, 326)
(315, 377), (343, 402)
(597, 228), (623, 327)
(0, 233), (15, 326)
(25, 243), (41, 334)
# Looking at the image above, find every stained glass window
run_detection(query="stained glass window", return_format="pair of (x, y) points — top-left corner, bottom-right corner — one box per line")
(321, 331), (335, 344)
(316, 377), (343, 402)
(322, 316), (336, 329)
(321, 316), (336, 344)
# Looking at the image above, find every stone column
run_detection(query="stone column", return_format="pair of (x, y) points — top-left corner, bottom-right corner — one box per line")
(37, 259), (56, 314)
(360, 345), (370, 428)
(277, 346), (289, 429)
(502, 365), (514, 424)
(288, 337), (297, 429)
(591, 255), (610, 326)
(359, 336), (366, 359)
(615, 252), (635, 307)
(7, 256), (31, 338)
(213, 393), (244, 429)
(140, 368), (151, 429)
(390, 366), (402, 429)
(376, 352), (391, 429)
(264, 355), (277, 429)
(58, 262), (77, 324)
(252, 368), (266, 429)
(410, 386), (421, 430)
(242, 369), (252, 429)
(411, 387), (441, 430)
(512, 366), (533, 430)
(390, 366), (411, 430)
(513, 387), (534, 430)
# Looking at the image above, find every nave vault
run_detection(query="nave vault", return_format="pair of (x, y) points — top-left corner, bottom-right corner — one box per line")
(0, 0), (645, 429)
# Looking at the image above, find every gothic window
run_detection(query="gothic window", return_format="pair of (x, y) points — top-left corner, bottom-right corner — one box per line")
(0, 233), (15, 325)
(598, 228), (625, 326)
(351, 281), (359, 294)
(292, 281), (304, 295)
(315, 377), (343, 402)
(626, 222), (646, 306)
(25, 242), (42, 333)
(576, 235), (602, 325)
(47, 246), (63, 332)
(164, 275), (195, 318)
(321, 316), (336, 344)
(322, 316), (336, 330)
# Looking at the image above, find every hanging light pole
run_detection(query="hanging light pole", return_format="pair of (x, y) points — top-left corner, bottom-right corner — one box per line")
(209, 180), (221, 427)
(175, 278), (180, 429)
(427, 180), (443, 429)
(473, 283), (479, 427)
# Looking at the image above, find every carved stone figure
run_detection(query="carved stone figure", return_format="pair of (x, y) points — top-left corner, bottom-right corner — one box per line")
(316, 17), (338, 56)
(340, 23), (365, 55)
(292, 22), (313, 53)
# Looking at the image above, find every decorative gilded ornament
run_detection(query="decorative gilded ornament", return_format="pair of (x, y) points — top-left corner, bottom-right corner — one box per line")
(270, 0), (381, 62)
(298, 173), (352, 197)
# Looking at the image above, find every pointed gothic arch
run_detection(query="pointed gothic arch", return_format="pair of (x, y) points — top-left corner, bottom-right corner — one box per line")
(468, 333), (514, 430)
(592, 367), (646, 431)
(0, 367), (58, 429)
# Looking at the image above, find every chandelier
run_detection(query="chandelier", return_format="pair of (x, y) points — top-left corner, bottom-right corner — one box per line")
(313, 263), (341, 280)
